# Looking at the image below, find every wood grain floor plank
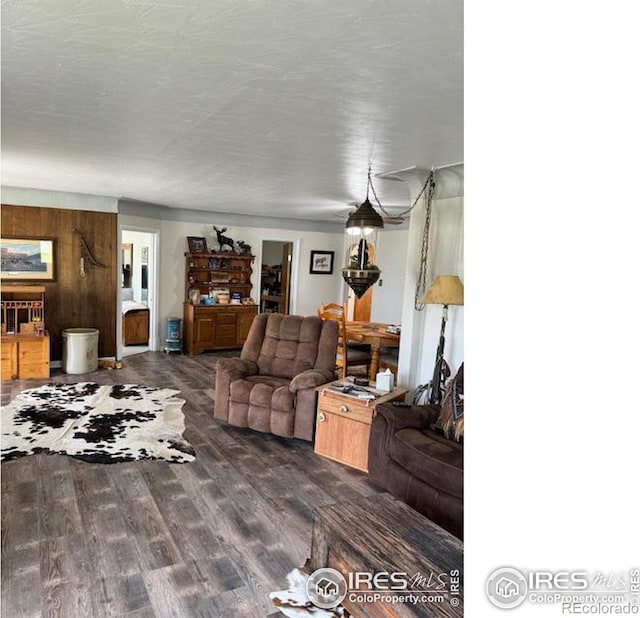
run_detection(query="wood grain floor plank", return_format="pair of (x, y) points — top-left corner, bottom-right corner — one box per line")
(1, 543), (41, 618)
(41, 579), (96, 618)
(141, 564), (205, 618)
(90, 573), (153, 617)
(120, 496), (182, 571)
(185, 556), (245, 596)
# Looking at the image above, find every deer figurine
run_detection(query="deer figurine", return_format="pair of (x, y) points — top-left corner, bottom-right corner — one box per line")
(213, 226), (235, 252)
(237, 240), (252, 255)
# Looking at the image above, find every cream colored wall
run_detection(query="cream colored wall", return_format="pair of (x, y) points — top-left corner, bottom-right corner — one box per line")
(154, 219), (345, 325)
(370, 228), (410, 325)
(398, 195), (464, 391)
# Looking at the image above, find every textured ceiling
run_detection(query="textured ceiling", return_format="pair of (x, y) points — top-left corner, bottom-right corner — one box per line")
(1, 0), (463, 222)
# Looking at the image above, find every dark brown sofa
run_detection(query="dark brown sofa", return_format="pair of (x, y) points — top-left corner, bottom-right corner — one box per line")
(368, 403), (463, 539)
(214, 313), (338, 441)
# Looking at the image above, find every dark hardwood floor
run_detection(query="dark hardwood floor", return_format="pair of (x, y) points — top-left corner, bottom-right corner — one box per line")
(1, 351), (384, 617)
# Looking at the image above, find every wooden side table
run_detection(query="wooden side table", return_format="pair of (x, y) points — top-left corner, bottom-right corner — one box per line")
(314, 383), (408, 472)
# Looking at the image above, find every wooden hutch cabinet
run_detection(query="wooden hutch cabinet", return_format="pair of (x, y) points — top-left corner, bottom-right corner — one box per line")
(182, 252), (258, 355)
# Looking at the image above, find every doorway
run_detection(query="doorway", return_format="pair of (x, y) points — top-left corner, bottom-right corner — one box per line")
(120, 229), (157, 358)
(259, 240), (294, 314)
(346, 240), (376, 321)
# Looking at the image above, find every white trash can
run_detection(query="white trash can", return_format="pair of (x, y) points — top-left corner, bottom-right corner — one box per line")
(62, 328), (99, 374)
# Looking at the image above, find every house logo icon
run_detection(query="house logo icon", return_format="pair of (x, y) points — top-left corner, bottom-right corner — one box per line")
(306, 568), (348, 609)
(486, 567), (528, 609)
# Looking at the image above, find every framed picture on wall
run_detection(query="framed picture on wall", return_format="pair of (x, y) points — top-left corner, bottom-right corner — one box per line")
(187, 236), (208, 254)
(309, 250), (335, 275)
(0, 237), (55, 281)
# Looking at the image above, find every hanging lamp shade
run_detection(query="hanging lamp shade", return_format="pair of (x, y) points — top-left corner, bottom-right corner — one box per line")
(342, 169), (385, 298)
(341, 267), (381, 298)
(345, 198), (384, 235)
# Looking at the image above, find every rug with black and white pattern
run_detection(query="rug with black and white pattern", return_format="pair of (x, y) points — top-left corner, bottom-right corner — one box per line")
(0, 382), (195, 464)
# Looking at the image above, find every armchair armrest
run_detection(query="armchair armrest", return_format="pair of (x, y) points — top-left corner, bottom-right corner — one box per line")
(373, 403), (440, 440)
(368, 404), (440, 485)
(214, 357), (258, 422)
(289, 369), (334, 393)
(216, 357), (258, 380)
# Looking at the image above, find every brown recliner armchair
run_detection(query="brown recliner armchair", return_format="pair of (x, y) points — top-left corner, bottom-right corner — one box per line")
(214, 313), (338, 441)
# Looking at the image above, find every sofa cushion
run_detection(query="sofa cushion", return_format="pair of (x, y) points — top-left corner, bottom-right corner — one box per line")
(230, 375), (291, 406)
(228, 376), (296, 437)
(389, 428), (463, 499)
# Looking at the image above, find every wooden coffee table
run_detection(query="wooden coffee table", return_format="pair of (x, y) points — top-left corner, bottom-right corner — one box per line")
(310, 493), (463, 617)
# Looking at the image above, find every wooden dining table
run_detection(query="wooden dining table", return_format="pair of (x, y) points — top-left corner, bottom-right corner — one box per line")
(345, 321), (400, 382)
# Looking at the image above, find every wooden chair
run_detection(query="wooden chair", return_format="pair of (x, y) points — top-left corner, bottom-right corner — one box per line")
(317, 302), (371, 379)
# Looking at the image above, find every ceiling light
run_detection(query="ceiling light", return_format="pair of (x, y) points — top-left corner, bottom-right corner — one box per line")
(345, 198), (384, 236)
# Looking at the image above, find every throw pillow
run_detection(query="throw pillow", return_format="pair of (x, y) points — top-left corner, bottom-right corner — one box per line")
(433, 363), (464, 441)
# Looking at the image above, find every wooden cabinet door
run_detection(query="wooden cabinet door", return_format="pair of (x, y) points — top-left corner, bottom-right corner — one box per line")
(1, 340), (18, 380)
(18, 337), (50, 379)
(213, 312), (237, 347)
(315, 411), (371, 472)
(194, 317), (216, 347)
(236, 309), (256, 345)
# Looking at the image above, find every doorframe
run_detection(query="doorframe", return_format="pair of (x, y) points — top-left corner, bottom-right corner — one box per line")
(117, 225), (160, 359)
(256, 236), (301, 315)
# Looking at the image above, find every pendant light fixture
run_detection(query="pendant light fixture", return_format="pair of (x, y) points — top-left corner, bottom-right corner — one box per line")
(341, 166), (436, 299)
(342, 168), (384, 298)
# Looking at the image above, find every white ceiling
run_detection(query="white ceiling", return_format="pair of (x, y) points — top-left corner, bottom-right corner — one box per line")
(1, 0), (463, 223)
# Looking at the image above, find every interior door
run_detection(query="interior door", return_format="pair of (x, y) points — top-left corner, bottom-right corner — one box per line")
(353, 287), (373, 321)
(281, 242), (293, 314)
(351, 241), (376, 321)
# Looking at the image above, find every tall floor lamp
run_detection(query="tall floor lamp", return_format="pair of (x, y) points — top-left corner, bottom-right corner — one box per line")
(420, 275), (464, 406)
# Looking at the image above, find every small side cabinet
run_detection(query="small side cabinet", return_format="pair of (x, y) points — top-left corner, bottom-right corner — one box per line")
(314, 384), (407, 472)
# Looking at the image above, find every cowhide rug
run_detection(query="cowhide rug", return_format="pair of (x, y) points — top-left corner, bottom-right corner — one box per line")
(270, 565), (349, 618)
(0, 382), (195, 464)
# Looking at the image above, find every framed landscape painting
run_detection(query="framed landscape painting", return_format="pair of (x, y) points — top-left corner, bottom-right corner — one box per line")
(0, 238), (55, 281)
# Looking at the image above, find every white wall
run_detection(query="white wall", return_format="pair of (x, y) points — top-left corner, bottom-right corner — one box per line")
(416, 196), (464, 383)
(156, 220), (345, 329)
(398, 194), (464, 391)
(370, 228), (410, 325)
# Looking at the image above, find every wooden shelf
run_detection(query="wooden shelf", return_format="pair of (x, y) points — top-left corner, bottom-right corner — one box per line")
(1, 285), (49, 379)
(183, 249), (257, 354)
(185, 252), (255, 299)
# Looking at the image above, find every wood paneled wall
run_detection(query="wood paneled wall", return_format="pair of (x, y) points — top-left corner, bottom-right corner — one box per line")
(1, 204), (117, 360)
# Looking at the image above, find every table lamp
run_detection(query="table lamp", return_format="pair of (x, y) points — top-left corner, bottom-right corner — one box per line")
(419, 275), (464, 405)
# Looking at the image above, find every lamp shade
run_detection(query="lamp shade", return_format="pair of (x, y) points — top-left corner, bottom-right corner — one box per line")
(345, 198), (384, 234)
(420, 275), (464, 306)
